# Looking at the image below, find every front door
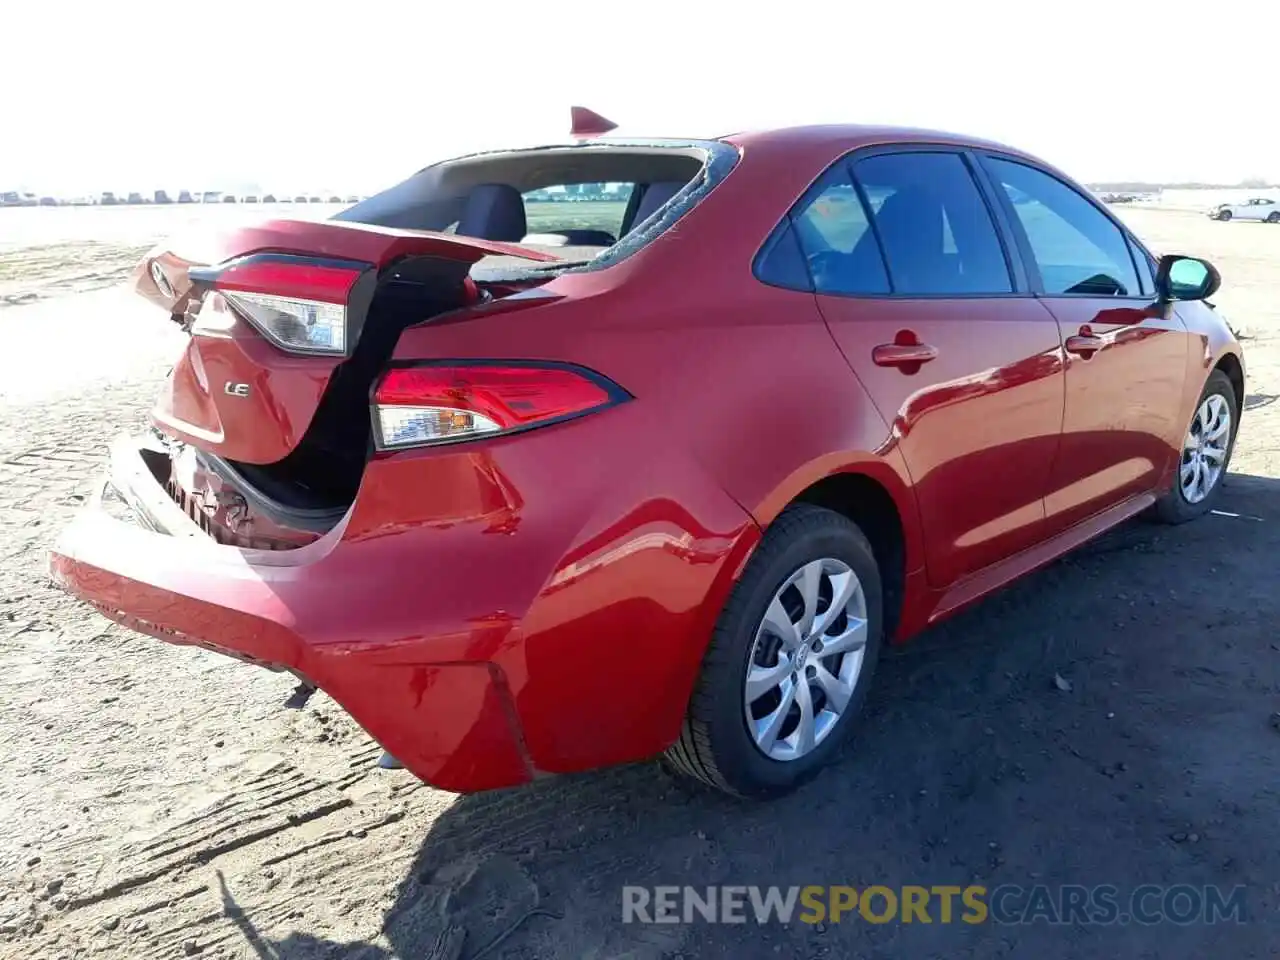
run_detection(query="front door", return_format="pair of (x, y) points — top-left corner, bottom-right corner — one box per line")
(795, 150), (1065, 588)
(980, 156), (1189, 533)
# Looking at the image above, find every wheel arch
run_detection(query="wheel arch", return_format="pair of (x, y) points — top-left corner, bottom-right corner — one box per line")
(1214, 348), (1246, 422)
(754, 458), (922, 643)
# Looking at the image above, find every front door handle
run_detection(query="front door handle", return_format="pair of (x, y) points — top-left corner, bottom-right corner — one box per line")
(1065, 333), (1104, 358)
(872, 342), (939, 369)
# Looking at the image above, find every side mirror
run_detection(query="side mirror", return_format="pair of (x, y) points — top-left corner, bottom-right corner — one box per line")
(1155, 254), (1221, 303)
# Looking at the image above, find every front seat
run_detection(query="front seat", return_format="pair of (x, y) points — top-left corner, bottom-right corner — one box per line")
(457, 183), (527, 241)
(626, 181), (685, 234)
(870, 187), (956, 294)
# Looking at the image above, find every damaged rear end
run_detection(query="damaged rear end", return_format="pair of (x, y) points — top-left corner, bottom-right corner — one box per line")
(49, 136), (742, 791)
(139, 220), (564, 548)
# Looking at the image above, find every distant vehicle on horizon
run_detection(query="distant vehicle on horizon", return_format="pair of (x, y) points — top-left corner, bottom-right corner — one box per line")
(1210, 197), (1280, 222)
(294, 195), (309, 204)
(327, 195), (343, 203)
(242, 194), (260, 204)
(1, 191), (23, 207)
(38, 196), (59, 206)
(222, 195), (237, 203)
(200, 191), (221, 204)
(178, 190), (194, 204)
(262, 194), (277, 203)
(100, 192), (118, 206)
(126, 192), (146, 205)
(346, 195), (360, 203)
(154, 190), (173, 204)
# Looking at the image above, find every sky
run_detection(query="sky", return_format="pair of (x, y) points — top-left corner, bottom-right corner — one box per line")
(4, 0), (1279, 195)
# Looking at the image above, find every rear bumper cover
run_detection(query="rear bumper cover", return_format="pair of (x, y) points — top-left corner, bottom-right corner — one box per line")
(50, 437), (531, 792)
(50, 430), (759, 792)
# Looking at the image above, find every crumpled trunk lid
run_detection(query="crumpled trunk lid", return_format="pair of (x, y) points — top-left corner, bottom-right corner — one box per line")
(136, 219), (558, 465)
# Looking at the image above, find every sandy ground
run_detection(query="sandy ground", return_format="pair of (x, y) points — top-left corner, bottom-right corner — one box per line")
(0, 208), (1278, 959)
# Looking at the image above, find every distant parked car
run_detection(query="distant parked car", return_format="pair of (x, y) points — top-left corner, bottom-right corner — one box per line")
(154, 190), (173, 204)
(0, 191), (21, 206)
(222, 195), (237, 203)
(126, 192), (146, 205)
(327, 195), (342, 203)
(100, 192), (119, 206)
(346, 195), (360, 203)
(262, 194), (277, 203)
(294, 195), (309, 204)
(1210, 197), (1280, 222)
(201, 192), (221, 204)
(308, 196), (322, 203)
(242, 194), (260, 204)
(39, 196), (59, 206)
(178, 190), (194, 204)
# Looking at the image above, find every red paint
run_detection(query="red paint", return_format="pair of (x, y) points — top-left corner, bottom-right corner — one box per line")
(51, 125), (1245, 792)
(570, 106), (618, 138)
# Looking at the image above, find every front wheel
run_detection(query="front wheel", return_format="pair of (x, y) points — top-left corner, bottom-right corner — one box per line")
(1152, 369), (1238, 523)
(665, 504), (884, 798)
(1219, 209), (1232, 221)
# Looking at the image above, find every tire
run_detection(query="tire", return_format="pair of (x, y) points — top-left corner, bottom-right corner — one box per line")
(1268, 212), (1280, 224)
(1152, 369), (1238, 524)
(665, 504), (884, 798)
(1219, 209), (1232, 220)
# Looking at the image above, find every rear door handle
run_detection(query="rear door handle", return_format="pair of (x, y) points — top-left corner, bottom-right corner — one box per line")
(872, 343), (939, 368)
(1064, 334), (1104, 358)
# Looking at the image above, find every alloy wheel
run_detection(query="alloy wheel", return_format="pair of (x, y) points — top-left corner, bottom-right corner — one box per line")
(1180, 394), (1231, 504)
(744, 558), (868, 761)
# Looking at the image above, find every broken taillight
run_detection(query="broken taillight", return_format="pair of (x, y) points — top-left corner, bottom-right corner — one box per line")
(372, 363), (627, 449)
(191, 254), (370, 356)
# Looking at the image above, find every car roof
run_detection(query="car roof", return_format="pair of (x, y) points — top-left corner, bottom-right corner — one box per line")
(721, 123), (1039, 162)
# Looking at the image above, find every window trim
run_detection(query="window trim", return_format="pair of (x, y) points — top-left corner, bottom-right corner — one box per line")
(752, 142), (1034, 301)
(974, 151), (1156, 302)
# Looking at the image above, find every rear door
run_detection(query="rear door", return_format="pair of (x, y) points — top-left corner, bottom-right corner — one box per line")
(802, 149), (1065, 588)
(978, 155), (1189, 534)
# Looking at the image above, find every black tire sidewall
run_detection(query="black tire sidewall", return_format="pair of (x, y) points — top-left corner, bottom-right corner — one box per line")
(703, 513), (883, 796)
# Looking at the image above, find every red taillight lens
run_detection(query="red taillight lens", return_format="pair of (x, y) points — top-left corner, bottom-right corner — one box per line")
(192, 255), (368, 356)
(373, 364), (624, 449)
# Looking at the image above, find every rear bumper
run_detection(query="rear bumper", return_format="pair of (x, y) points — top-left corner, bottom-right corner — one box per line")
(50, 428), (759, 792)
(50, 437), (531, 792)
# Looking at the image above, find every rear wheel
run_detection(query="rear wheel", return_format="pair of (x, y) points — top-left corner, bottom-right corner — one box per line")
(665, 504), (883, 798)
(1268, 212), (1280, 223)
(1152, 369), (1238, 523)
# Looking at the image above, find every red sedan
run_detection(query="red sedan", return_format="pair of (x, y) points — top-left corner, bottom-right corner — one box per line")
(51, 123), (1244, 798)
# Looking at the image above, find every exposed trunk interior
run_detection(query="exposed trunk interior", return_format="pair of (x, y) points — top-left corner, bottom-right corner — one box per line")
(220, 257), (540, 519)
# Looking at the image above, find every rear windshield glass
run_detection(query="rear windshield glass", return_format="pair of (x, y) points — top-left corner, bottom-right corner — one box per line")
(335, 143), (733, 275)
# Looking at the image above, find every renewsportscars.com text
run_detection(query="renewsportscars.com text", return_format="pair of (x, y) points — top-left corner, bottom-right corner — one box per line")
(622, 884), (1246, 926)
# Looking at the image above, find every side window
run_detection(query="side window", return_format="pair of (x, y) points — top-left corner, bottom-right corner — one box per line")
(521, 183), (635, 244)
(754, 221), (814, 292)
(986, 158), (1141, 297)
(853, 152), (1012, 295)
(1128, 237), (1156, 296)
(790, 167), (890, 295)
